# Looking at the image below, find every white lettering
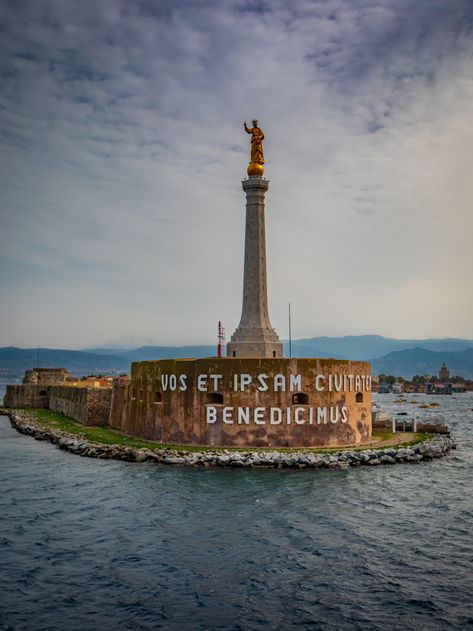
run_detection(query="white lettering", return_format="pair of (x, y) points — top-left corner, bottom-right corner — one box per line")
(254, 407), (265, 425)
(274, 374), (286, 392)
(270, 407), (282, 425)
(257, 374), (269, 392)
(341, 406), (348, 423)
(162, 374), (179, 391)
(295, 407), (305, 425)
(289, 374), (302, 392)
(223, 407), (233, 424)
(238, 407), (250, 424)
(330, 406), (340, 424)
(179, 375), (187, 391)
(197, 374), (207, 392)
(317, 407), (327, 424)
(315, 375), (325, 392)
(240, 374), (252, 391)
(355, 375), (361, 391)
(209, 374), (222, 391)
(206, 406), (217, 424)
(333, 374), (343, 392)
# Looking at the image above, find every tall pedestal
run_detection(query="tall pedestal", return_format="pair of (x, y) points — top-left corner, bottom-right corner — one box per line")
(227, 176), (283, 358)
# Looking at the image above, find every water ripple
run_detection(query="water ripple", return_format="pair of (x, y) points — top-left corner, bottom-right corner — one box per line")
(1, 393), (473, 629)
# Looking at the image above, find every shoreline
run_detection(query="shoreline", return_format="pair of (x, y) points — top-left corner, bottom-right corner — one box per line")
(1, 409), (455, 469)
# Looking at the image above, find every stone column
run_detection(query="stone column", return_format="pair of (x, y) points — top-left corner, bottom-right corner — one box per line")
(227, 176), (283, 358)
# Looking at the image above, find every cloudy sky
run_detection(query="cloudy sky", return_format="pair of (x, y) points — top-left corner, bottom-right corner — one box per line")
(1, 0), (472, 349)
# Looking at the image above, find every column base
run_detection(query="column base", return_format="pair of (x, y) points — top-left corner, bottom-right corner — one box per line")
(226, 340), (283, 358)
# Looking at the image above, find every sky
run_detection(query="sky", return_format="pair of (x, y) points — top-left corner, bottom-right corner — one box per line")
(1, 0), (472, 349)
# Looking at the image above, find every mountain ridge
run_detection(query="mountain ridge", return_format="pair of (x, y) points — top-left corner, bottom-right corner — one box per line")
(1, 337), (473, 382)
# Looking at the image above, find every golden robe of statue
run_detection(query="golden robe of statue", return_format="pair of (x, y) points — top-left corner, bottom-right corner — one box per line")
(244, 120), (265, 165)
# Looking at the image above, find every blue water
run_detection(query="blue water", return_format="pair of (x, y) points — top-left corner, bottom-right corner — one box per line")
(1, 394), (473, 630)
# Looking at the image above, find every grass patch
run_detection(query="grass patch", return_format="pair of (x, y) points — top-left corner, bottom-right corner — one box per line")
(371, 431), (394, 442)
(22, 409), (166, 450)
(371, 430), (431, 448)
(4, 408), (433, 454)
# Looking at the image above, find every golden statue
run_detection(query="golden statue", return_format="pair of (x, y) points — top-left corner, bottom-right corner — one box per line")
(244, 119), (265, 176)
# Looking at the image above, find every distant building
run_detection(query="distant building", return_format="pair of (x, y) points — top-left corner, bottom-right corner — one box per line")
(439, 362), (450, 380)
(425, 382), (452, 395)
(378, 383), (391, 394)
(23, 368), (70, 385)
(392, 381), (403, 394)
(4, 368), (121, 421)
(78, 375), (114, 388)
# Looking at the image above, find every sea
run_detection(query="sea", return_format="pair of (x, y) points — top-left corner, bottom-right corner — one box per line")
(1, 391), (472, 630)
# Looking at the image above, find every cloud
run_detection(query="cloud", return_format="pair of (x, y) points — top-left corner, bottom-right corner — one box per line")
(0, 0), (472, 347)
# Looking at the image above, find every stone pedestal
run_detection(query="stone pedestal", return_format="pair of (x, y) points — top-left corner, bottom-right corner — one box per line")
(227, 176), (283, 358)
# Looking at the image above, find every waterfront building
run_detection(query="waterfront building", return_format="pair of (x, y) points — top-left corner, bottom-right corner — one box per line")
(23, 367), (70, 385)
(392, 381), (403, 394)
(439, 362), (450, 380)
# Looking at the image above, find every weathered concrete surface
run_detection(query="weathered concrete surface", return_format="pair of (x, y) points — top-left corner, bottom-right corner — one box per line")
(49, 386), (112, 426)
(22, 368), (70, 385)
(227, 176), (283, 358)
(3, 384), (50, 409)
(112, 357), (372, 448)
(4, 409), (454, 469)
(109, 378), (130, 431)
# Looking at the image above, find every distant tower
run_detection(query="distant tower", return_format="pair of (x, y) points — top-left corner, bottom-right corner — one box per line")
(227, 120), (282, 358)
(439, 362), (450, 380)
(217, 321), (225, 358)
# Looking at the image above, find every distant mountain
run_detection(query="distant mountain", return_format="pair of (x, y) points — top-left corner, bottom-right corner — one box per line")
(84, 345), (216, 360)
(289, 335), (473, 360)
(87, 335), (473, 363)
(124, 345), (216, 361)
(86, 343), (343, 361)
(0, 345), (217, 384)
(282, 341), (344, 359)
(0, 347), (129, 382)
(2, 336), (473, 384)
(371, 347), (473, 379)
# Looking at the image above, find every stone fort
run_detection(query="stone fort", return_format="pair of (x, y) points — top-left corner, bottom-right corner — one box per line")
(4, 121), (372, 448)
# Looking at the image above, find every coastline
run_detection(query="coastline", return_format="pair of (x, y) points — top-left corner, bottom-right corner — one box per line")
(1, 409), (455, 469)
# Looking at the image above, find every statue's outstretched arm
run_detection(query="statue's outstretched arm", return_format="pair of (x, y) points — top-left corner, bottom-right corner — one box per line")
(243, 122), (251, 134)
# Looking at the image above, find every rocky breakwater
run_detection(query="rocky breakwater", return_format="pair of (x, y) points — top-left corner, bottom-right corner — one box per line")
(4, 410), (455, 469)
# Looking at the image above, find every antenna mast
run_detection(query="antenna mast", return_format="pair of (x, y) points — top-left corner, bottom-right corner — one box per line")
(288, 303), (292, 359)
(217, 321), (226, 358)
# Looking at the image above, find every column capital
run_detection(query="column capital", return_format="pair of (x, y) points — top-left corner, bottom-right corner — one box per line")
(242, 176), (269, 193)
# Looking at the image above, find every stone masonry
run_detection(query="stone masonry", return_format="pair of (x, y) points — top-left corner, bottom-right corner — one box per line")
(227, 176), (283, 358)
(49, 386), (112, 426)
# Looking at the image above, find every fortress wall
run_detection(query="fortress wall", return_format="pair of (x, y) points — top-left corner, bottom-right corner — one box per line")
(49, 386), (112, 426)
(118, 358), (372, 448)
(3, 384), (50, 409)
(86, 388), (113, 426)
(49, 386), (88, 423)
(109, 380), (130, 431)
